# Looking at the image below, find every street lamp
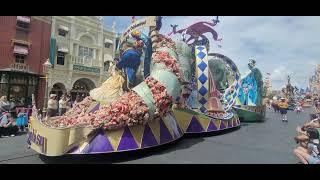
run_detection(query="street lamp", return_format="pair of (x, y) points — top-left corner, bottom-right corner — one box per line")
(42, 59), (52, 114)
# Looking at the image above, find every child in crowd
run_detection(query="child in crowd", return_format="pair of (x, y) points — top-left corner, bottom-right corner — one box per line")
(295, 102), (303, 114)
(16, 112), (28, 132)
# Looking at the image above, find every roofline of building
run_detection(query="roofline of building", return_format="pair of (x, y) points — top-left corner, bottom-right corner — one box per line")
(32, 16), (52, 24)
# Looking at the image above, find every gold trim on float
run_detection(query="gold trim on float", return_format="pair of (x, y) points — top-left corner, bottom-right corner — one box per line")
(173, 110), (192, 132)
(221, 120), (228, 128)
(78, 142), (89, 152)
(195, 115), (211, 131)
(105, 128), (125, 151)
(213, 120), (221, 130)
(148, 120), (160, 144)
(129, 125), (145, 148)
(162, 117), (175, 139)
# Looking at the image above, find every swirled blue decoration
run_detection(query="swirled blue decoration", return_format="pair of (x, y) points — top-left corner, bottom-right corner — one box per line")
(238, 72), (258, 106)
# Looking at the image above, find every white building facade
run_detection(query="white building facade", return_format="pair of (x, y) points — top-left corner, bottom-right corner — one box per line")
(309, 64), (320, 95)
(47, 16), (115, 99)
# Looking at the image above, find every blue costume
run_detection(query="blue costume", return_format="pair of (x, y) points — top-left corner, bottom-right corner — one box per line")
(237, 71), (259, 106)
(116, 48), (142, 86)
(16, 112), (28, 127)
(131, 32), (152, 78)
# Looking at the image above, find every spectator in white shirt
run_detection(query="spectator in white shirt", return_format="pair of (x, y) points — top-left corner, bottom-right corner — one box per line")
(47, 94), (58, 117)
(58, 95), (67, 116)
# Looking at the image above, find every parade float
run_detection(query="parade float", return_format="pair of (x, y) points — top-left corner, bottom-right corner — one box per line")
(27, 16), (240, 157)
(168, 17), (240, 134)
(233, 59), (266, 122)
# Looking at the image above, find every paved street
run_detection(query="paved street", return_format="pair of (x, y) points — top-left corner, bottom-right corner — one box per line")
(0, 108), (312, 164)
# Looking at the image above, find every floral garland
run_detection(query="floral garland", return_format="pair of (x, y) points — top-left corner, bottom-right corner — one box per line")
(46, 92), (149, 130)
(145, 77), (173, 121)
(43, 34), (181, 130)
(152, 51), (183, 82)
(154, 34), (177, 52)
(64, 96), (93, 117)
(96, 92), (149, 130)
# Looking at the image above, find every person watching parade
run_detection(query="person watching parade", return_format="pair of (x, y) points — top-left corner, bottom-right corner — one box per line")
(47, 94), (58, 117)
(116, 41), (142, 91)
(293, 128), (320, 164)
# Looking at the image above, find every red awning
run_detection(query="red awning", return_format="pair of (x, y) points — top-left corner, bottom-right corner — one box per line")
(17, 16), (31, 23)
(13, 45), (28, 55)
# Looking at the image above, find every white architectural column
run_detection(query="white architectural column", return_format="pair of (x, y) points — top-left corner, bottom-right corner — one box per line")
(51, 17), (56, 38)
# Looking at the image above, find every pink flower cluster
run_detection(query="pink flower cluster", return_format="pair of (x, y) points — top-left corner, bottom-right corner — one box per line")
(64, 96), (93, 117)
(45, 92), (149, 130)
(97, 92), (149, 130)
(155, 34), (176, 51)
(152, 51), (183, 82)
(145, 77), (173, 121)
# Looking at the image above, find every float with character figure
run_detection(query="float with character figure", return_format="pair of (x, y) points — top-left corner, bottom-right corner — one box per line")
(27, 16), (240, 157)
(233, 59), (266, 122)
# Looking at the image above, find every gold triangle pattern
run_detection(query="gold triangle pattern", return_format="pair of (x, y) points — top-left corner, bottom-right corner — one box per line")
(173, 110), (193, 132)
(162, 116), (175, 138)
(221, 120), (228, 128)
(213, 120), (221, 130)
(129, 125), (145, 148)
(196, 115), (211, 131)
(148, 119), (160, 144)
(105, 128), (125, 151)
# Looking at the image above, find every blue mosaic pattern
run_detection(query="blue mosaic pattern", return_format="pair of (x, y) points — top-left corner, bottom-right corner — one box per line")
(197, 52), (206, 59)
(199, 106), (207, 113)
(199, 86), (208, 96)
(195, 46), (209, 114)
(199, 97), (207, 105)
(198, 74), (208, 84)
(198, 61), (207, 72)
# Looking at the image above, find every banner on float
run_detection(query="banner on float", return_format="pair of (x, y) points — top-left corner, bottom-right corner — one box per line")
(119, 16), (157, 44)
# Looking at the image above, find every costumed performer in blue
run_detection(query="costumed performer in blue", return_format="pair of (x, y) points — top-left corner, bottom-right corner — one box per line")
(116, 40), (143, 91)
(131, 30), (152, 78)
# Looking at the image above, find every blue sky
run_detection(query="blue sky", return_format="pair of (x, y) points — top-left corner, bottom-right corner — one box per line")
(103, 16), (319, 90)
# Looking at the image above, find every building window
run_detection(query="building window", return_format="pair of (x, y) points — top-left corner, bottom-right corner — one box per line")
(58, 29), (67, 37)
(16, 21), (29, 30)
(79, 46), (94, 59)
(15, 55), (25, 63)
(57, 51), (65, 65)
(104, 61), (110, 71)
(0, 73), (8, 98)
(104, 43), (112, 48)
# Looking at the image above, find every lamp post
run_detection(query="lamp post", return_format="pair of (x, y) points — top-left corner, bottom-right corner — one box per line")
(42, 59), (52, 114)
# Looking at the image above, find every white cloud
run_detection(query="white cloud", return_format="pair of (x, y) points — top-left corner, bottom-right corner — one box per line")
(104, 16), (320, 90)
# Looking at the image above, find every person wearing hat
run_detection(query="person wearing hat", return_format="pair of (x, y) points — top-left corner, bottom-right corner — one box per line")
(278, 97), (289, 122)
(47, 94), (58, 117)
(116, 40), (143, 91)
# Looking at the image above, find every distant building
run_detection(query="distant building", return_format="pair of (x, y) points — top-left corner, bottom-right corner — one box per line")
(47, 16), (116, 101)
(0, 16), (52, 108)
(309, 64), (320, 95)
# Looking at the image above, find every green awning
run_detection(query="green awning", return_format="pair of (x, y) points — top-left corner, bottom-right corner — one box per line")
(49, 38), (56, 65)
